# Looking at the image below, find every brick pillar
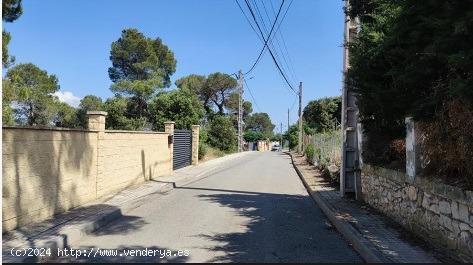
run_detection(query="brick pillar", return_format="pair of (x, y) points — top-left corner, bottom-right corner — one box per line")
(164, 121), (175, 175)
(191, 125), (200, 166)
(405, 117), (422, 183)
(86, 111), (107, 198)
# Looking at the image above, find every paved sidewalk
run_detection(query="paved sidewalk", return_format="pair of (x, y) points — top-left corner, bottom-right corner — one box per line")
(2, 152), (252, 263)
(290, 153), (445, 263)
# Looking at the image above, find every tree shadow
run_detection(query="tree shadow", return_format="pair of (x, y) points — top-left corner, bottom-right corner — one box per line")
(3, 127), (96, 232)
(181, 187), (361, 263)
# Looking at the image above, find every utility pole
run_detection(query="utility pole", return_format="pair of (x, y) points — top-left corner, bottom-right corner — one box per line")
(280, 122), (283, 151)
(237, 70), (244, 153)
(341, 0), (361, 198)
(287, 108), (290, 150)
(297, 82), (303, 153)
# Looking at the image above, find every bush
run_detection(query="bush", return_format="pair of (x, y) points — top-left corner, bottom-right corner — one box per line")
(207, 115), (237, 152)
(198, 128), (209, 160)
(305, 144), (315, 165)
(198, 142), (208, 160)
(420, 101), (473, 189)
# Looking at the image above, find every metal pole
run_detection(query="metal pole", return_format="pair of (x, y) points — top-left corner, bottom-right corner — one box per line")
(298, 82), (303, 153)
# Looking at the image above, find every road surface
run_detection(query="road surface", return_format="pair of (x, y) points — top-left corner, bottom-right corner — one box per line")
(54, 152), (361, 263)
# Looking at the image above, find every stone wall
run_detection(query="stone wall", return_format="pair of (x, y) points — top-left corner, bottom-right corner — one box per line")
(98, 131), (172, 198)
(362, 165), (473, 262)
(2, 127), (100, 231)
(2, 120), (174, 231)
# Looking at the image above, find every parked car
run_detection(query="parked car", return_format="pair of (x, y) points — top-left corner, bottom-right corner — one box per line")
(271, 145), (280, 151)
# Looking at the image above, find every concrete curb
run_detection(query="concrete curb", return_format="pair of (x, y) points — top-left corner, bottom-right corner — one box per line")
(5, 153), (248, 263)
(287, 152), (387, 263)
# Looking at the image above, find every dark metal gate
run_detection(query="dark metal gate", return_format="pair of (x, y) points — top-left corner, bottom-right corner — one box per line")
(173, 129), (192, 170)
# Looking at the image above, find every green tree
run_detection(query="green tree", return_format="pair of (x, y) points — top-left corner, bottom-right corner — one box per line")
(175, 74), (213, 115)
(149, 88), (205, 130)
(284, 124), (299, 150)
(2, 79), (15, 125)
(2, 31), (14, 68)
(225, 92), (253, 118)
(53, 102), (79, 128)
(2, 0), (22, 22)
(243, 130), (263, 142)
(208, 115), (237, 152)
(77, 95), (103, 128)
(205, 72), (237, 114)
(5, 63), (59, 126)
(303, 96), (341, 133)
(108, 28), (176, 118)
(103, 96), (145, 130)
(2, 0), (23, 68)
(245, 112), (275, 139)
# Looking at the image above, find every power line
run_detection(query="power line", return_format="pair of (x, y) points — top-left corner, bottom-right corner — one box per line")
(243, 78), (261, 112)
(252, 0), (291, 83)
(234, 0), (263, 42)
(261, 0), (295, 85)
(268, 0), (298, 83)
(241, 0), (285, 76)
(242, 0), (297, 94)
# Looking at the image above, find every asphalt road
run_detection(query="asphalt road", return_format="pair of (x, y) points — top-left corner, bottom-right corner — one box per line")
(54, 152), (362, 263)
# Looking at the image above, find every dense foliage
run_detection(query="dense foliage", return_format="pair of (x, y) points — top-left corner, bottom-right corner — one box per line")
(148, 88), (205, 131)
(303, 96), (341, 133)
(244, 112), (275, 139)
(347, 0), (473, 185)
(2, 0), (22, 67)
(305, 144), (315, 165)
(207, 115), (237, 152)
(243, 131), (263, 142)
(108, 28), (176, 119)
(5, 63), (60, 126)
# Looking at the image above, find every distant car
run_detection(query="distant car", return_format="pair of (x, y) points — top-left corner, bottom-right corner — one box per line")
(271, 145), (280, 151)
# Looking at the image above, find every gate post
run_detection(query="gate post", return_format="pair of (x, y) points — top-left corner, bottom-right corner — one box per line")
(164, 121), (175, 175)
(191, 125), (200, 166)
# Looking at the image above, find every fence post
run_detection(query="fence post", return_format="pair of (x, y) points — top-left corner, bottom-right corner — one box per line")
(405, 117), (421, 183)
(164, 121), (175, 175)
(191, 125), (200, 166)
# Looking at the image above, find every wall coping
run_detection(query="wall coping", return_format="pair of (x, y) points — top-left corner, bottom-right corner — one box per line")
(86, 111), (108, 116)
(105, 130), (168, 135)
(3, 126), (169, 135)
(364, 164), (473, 206)
(3, 125), (93, 133)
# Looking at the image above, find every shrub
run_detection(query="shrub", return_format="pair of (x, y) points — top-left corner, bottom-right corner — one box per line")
(420, 101), (473, 189)
(305, 144), (315, 165)
(198, 142), (208, 160)
(207, 115), (237, 152)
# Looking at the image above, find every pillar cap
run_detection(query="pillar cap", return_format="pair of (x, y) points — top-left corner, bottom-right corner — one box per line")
(191, 125), (200, 128)
(86, 111), (108, 116)
(164, 121), (175, 124)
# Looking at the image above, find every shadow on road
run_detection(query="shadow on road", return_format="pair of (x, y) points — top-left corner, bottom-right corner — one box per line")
(184, 187), (361, 263)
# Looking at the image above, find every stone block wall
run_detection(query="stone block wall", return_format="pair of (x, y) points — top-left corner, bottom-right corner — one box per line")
(2, 127), (99, 231)
(98, 131), (172, 198)
(362, 165), (473, 262)
(2, 123), (173, 231)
